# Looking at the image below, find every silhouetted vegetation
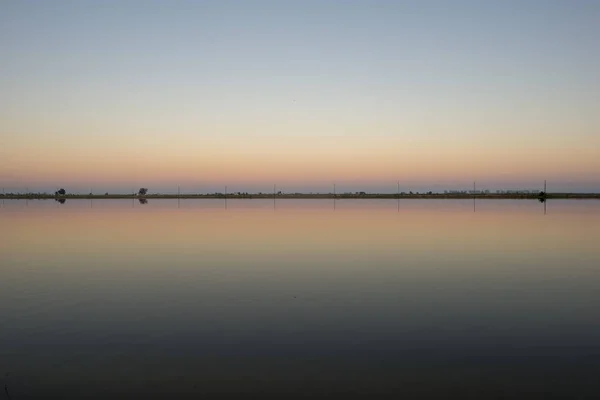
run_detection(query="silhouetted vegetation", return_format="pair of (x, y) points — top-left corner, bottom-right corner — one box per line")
(3, 187), (599, 200)
(138, 198), (148, 204)
(55, 198), (66, 204)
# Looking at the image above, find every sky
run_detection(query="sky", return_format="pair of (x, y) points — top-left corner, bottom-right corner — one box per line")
(1, 0), (599, 194)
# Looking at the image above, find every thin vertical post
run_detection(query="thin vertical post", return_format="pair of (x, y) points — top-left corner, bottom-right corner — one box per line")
(397, 181), (400, 211)
(473, 181), (476, 211)
(544, 180), (547, 193)
(333, 183), (337, 213)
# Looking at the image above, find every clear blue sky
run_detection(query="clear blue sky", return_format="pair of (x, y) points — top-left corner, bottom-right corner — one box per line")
(1, 0), (599, 194)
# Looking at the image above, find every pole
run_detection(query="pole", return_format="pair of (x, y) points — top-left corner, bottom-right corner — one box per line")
(397, 181), (400, 211)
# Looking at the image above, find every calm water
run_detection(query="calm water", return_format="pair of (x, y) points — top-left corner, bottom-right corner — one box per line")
(2, 199), (600, 399)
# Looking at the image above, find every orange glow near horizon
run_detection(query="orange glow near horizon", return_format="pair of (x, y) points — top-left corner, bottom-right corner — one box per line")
(4, 135), (600, 189)
(3, 202), (600, 263)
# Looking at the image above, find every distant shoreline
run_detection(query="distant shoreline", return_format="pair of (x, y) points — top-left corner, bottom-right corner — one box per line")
(3, 193), (600, 200)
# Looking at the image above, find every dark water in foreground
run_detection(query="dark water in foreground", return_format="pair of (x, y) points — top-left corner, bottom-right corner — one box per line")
(1, 199), (600, 399)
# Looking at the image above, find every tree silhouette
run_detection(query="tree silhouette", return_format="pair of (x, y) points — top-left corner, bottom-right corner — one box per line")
(138, 188), (148, 196)
(138, 198), (148, 204)
(55, 188), (66, 196)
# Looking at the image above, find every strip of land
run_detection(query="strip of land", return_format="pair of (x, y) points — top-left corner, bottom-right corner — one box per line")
(3, 193), (600, 200)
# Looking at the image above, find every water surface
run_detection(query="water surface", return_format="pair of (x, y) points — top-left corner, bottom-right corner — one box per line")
(2, 199), (600, 398)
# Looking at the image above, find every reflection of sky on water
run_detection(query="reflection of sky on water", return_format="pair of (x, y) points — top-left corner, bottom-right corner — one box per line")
(1, 200), (600, 398)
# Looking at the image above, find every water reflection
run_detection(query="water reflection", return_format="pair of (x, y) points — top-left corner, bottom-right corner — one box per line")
(539, 197), (547, 214)
(1, 200), (600, 398)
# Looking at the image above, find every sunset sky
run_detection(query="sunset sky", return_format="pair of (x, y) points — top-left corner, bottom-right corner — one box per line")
(1, 0), (599, 194)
